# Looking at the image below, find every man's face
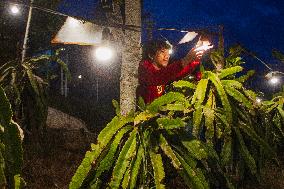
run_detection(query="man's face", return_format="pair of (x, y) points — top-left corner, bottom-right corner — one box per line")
(153, 48), (170, 68)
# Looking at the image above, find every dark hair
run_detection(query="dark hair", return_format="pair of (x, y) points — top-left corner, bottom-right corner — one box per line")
(142, 40), (171, 60)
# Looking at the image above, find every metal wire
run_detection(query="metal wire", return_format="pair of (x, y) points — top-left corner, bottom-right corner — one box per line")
(2, 1), (219, 34)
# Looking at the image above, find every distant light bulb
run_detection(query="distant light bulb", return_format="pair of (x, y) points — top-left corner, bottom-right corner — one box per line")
(269, 77), (279, 84)
(78, 75), (82, 79)
(256, 97), (262, 103)
(95, 46), (113, 61)
(10, 5), (20, 15)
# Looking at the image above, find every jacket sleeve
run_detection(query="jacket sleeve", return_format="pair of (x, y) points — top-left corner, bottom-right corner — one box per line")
(175, 60), (200, 79)
(139, 60), (200, 86)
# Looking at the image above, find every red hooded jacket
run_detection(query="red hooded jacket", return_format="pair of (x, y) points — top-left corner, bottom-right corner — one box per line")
(137, 59), (200, 104)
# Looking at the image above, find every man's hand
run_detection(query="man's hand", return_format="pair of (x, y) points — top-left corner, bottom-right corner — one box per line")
(194, 40), (214, 60)
(195, 49), (205, 60)
(181, 40), (213, 67)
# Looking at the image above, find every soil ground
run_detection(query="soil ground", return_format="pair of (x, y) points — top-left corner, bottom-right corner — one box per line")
(22, 128), (284, 189)
(22, 128), (93, 189)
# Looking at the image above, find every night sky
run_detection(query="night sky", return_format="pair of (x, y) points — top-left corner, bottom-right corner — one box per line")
(57, 0), (284, 97)
(144, 0), (284, 63)
(59, 0), (284, 65)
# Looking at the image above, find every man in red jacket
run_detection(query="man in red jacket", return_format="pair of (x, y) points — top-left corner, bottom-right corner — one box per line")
(137, 40), (205, 104)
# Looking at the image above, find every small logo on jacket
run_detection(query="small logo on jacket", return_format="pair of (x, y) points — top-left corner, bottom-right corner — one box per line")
(157, 85), (163, 94)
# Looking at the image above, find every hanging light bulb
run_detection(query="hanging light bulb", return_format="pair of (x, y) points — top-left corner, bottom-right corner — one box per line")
(94, 27), (115, 62)
(95, 46), (113, 61)
(269, 76), (279, 84)
(265, 71), (282, 85)
(256, 97), (262, 103)
(164, 40), (173, 55)
(10, 5), (20, 15)
(169, 48), (173, 55)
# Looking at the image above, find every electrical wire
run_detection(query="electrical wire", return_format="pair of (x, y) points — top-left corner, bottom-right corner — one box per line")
(2, 1), (219, 34)
(1, 1), (142, 32)
(2, 1), (278, 73)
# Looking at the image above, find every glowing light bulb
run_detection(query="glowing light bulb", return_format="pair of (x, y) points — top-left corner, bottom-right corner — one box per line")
(256, 97), (262, 103)
(10, 5), (20, 15)
(95, 46), (113, 61)
(269, 77), (279, 84)
(78, 75), (82, 79)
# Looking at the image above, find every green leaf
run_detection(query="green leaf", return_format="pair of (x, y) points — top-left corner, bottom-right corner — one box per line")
(121, 162), (132, 189)
(175, 153), (209, 189)
(191, 79), (208, 105)
(0, 148), (6, 187)
(134, 111), (156, 125)
(147, 92), (185, 113)
(220, 138), (232, 167)
(265, 103), (279, 113)
(277, 104), (284, 119)
(137, 97), (146, 111)
(14, 174), (25, 189)
(149, 151), (165, 189)
(203, 107), (214, 141)
(0, 67), (13, 83)
(54, 57), (71, 80)
(208, 72), (232, 124)
(173, 145), (197, 168)
(210, 50), (223, 69)
(236, 70), (255, 83)
(109, 130), (137, 189)
(70, 116), (133, 189)
(202, 143), (220, 162)
(173, 80), (196, 89)
(272, 49), (284, 63)
(182, 140), (207, 160)
(215, 111), (230, 136)
(191, 79), (210, 136)
(159, 134), (181, 169)
(226, 56), (244, 66)
(225, 86), (253, 109)
(129, 145), (144, 189)
(243, 89), (257, 101)
(221, 80), (242, 89)
(24, 65), (40, 96)
(193, 105), (203, 137)
(93, 126), (132, 182)
(156, 117), (185, 130)
(273, 113), (284, 137)
(165, 103), (185, 111)
(239, 122), (277, 158)
(234, 127), (257, 175)
(28, 54), (51, 63)
(0, 86), (13, 124)
(3, 121), (23, 177)
(0, 87), (24, 188)
(223, 173), (235, 189)
(112, 99), (121, 116)
(97, 116), (133, 147)
(89, 178), (102, 189)
(204, 90), (215, 142)
(69, 147), (100, 189)
(228, 45), (244, 57)
(218, 66), (243, 79)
